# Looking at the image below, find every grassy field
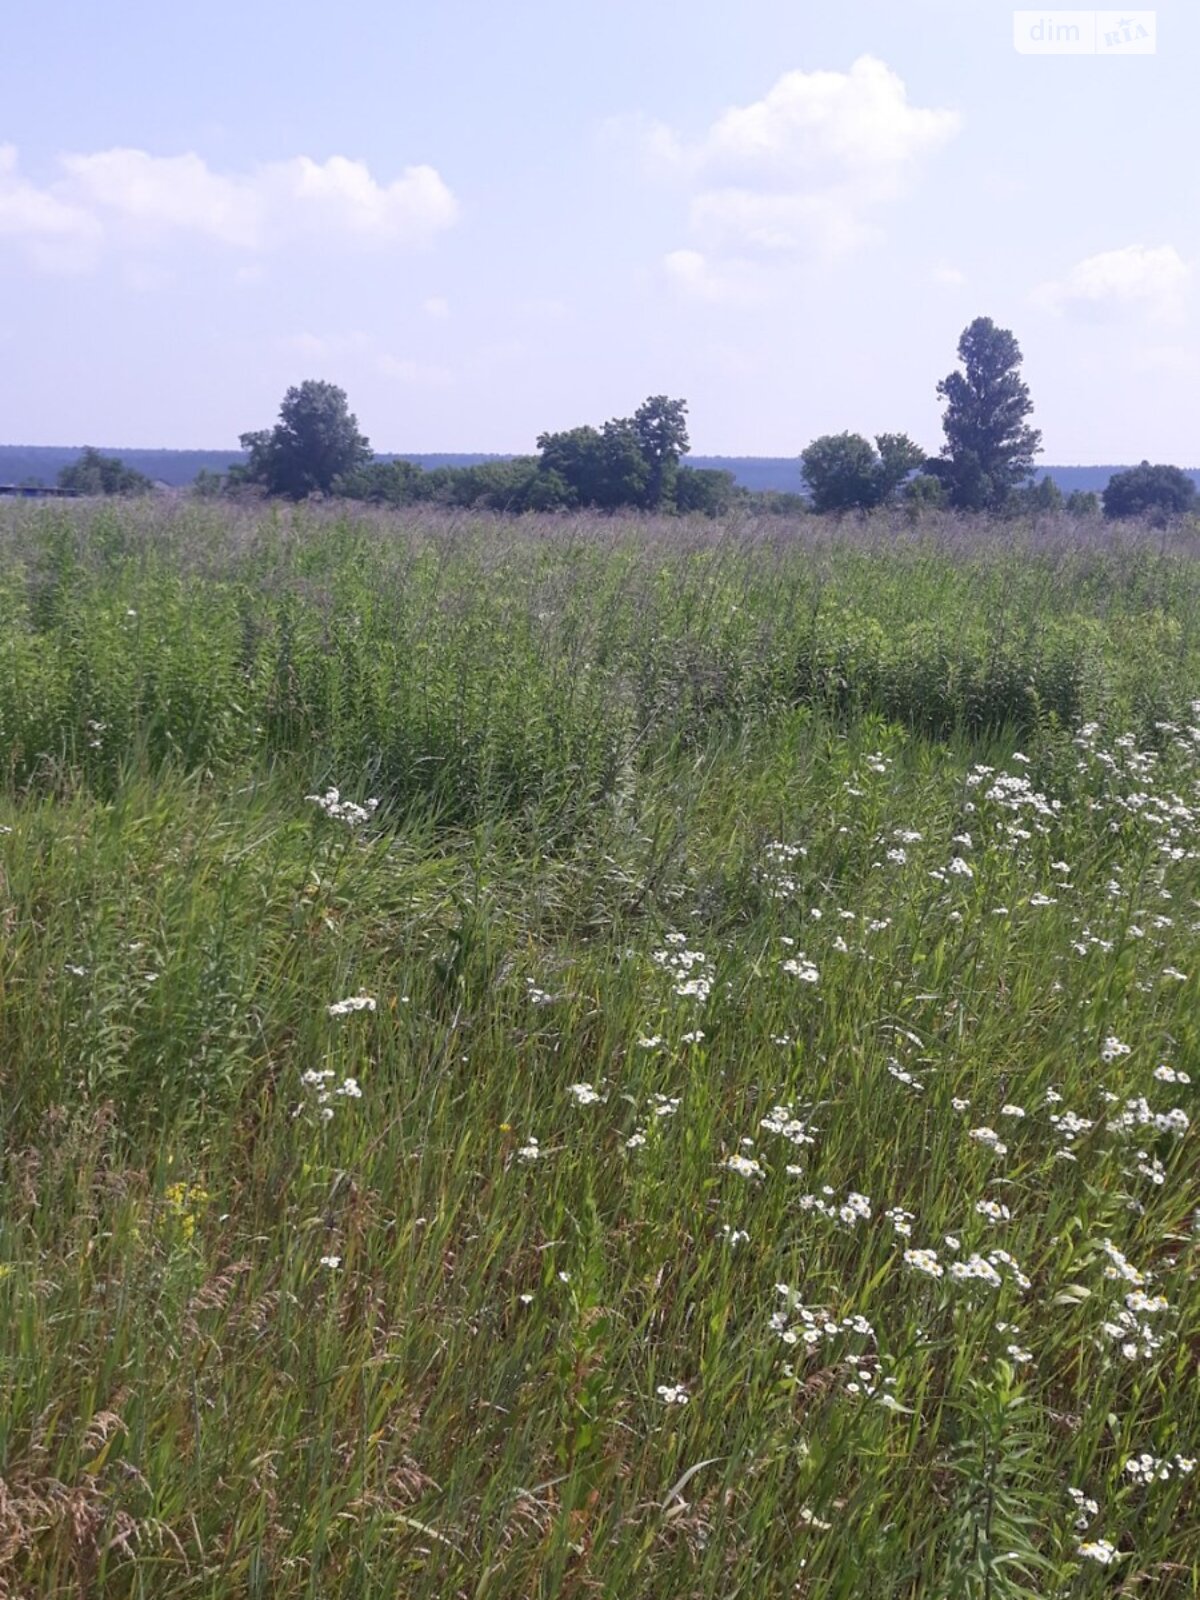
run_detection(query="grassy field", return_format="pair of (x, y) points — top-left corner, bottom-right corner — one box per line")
(1, 499), (1198, 1598)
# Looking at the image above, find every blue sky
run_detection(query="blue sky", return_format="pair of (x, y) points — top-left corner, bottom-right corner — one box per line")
(1, 0), (1195, 459)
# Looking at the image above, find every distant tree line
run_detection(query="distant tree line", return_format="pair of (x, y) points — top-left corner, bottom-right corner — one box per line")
(218, 382), (741, 515)
(50, 324), (1199, 523)
(56, 447), (154, 496)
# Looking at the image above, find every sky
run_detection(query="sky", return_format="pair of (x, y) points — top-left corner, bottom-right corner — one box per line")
(1, 0), (1196, 460)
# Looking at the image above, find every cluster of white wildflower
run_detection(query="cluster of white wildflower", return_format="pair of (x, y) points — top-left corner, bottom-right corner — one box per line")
(1153, 1063), (1190, 1084)
(795, 1186), (871, 1228)
(903, 1247), (944, 1280)
(884, 1206), (914, 1238)
(1067, 1487), (1099, 1531)
(759, 1104), (816, 1148)
(651, 936), (714, 1002)
(781, 953), (820, 983)
(723, 1151), (765, 1180)
(1124, 1451), (1195, 1486)
(306, 787), (379, 828)
(1077, 1538), (1120, 1566)
(1050, 1109), (1093, 1145)
(771, 1285), (876, 1353)
(296, 1068), (362, 1122)
(327, 994), (376, 1017)
(1101, 1303), (1168, 1363)
(969, 1126), (1009, 1156)
(1100, 1239), (1145, 1285)
(758, 840), (808, 899)
(949, 1254), (1003, 1288)
(1106, 1096), (1189, 1137)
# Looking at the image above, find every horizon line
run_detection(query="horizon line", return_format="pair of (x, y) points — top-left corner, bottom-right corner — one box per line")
(3, 444), (1197, 472)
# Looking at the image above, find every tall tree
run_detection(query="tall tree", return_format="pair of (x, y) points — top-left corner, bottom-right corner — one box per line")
(632, 395), (689, 510)
(239, 381), (371, 498)
(929, 318), (1042, 510)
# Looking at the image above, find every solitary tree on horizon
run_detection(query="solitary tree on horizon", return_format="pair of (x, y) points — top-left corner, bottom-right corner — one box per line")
(239, 380), (371, 499)
(928, 317), (1042, 511)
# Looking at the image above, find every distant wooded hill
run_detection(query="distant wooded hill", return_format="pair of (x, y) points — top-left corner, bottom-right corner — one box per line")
(2, 445), (1198, 497)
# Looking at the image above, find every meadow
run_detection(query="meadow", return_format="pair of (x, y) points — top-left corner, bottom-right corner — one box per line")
(1, 498), (1198, 1598)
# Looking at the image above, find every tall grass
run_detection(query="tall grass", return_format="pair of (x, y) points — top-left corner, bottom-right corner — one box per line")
(0, 500), (1197, 1597)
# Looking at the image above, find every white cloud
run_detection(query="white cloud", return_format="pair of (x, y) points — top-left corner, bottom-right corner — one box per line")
(634, 58), (958, 268)
(695, 57), (960, 185)
(1034, 245), (1191, 321)
(0, 144), (100, 271)
(63, 149), (261, 246)
(662, 248), (761, 305)
(690, 190), (878, 260)
(0, 144), (459, 270)
(281, 330), (370, 359)
(932, 263), (967, 287)
(422, 295), (451, 318)
(376, 353), (454, 387)
(265, 156), (457, 244)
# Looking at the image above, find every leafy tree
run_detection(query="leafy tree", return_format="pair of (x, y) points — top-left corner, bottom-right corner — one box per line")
(334, 458), (426, 506)
(928, 318), (1042, 510)
(1065, 489), (1100, 516)
(536, 421), (650, 509)
(535, 426), (601, 507)
(800, 431), (925, 513)
(58, 447), (154, 496)
(903, 473), (949, 512)
(1026, 474), (1063, 513)
(239, 380), (371, 498)
(675, 466), (737, 517)
(801, 433), (877, 512)
(435, 458), (573, 512)
(597, 419), (652, 508)
(874, 433), (928, 500)
(535, 395), (690, 511)
(633, 395), (690, 509)
(1102, 461), (1197, 521)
